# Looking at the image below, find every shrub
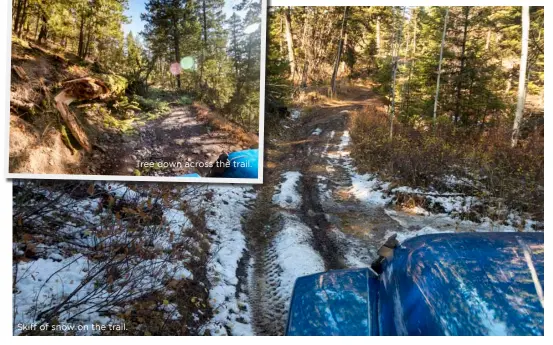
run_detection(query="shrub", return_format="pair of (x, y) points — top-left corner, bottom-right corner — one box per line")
(350, 107), (544, 220)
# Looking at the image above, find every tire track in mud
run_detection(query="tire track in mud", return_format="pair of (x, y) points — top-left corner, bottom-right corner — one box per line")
(244, 88), (411, 335)
(243, 87), (526, 335)
(243, 108), (369, 335)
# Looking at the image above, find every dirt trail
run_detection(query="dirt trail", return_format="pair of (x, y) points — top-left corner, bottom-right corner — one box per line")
(96, 105), (245, 177)
(243, 86), (394, 335)
(244, 85), (479, 335)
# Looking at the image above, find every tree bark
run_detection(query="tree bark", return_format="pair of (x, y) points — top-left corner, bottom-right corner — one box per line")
(376, 15), (381, 56)
(330, 6), (348, 98)
(13, 0), (23, 35)
(412, 10), (417, 56)
(78, 13), (85, 58)
(199, 0), (207, 92)
(511, 6), (530, 147)
(37, 14), (48, 44)
(389, 7), (403, 139)
(433, 7), (449, 127)
(172, 1), (182, 90)
(284, 7), (297, 81)
(83, 25), (94, 60)
(17, 0), (28, 37)
(454, 7), (470, 124)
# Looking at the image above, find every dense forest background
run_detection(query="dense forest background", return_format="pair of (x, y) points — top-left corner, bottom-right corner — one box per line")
(11, 0), (262, 131)
(267, 6), (544, 220)
(268, 6), (543, 128)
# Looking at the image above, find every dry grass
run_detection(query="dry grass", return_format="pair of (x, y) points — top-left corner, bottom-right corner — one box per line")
(350, 106), (544, 221)
(192, 102), (258, 149)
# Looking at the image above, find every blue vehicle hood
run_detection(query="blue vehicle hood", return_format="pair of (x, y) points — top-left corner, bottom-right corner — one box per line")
(286, 232), (544, 336)
(286, 268), (379, 336)
(379, 232), (544, 336)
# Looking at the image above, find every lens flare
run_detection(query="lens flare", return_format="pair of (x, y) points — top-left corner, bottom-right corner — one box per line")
(180, 56), (195, 70)
(169, 62), (181, 76)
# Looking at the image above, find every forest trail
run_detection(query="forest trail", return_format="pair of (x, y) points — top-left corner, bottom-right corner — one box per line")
(95, 105), (246, 177)
(246, 85), (505, 335)
(246, 85), (400, 335)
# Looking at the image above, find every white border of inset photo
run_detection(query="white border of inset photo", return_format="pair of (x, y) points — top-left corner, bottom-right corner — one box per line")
(4, 0), (267, 184)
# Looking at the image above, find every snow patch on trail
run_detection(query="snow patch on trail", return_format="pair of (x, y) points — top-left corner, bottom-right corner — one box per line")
(203, 185), (256, 336)
(326, 131), (391, 206)
(322, 130), (336, 156)
(390, 185), (541, 232)
(273, 213), (326, 286)
(272, 171), (303, 210)
(350, 174), (391, 205)
(256, 211), (325, 335)
(14, 256), (111, 335)
(163, 208), (192, 234)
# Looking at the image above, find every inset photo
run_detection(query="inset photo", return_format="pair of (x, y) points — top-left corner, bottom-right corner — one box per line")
(7, 0), (266, 183)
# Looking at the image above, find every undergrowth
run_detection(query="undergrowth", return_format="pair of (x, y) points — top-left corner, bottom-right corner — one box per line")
(350, 106), (544, 221)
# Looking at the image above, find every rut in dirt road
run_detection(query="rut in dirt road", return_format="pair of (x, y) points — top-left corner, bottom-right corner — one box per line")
(243, 86), (523, 335)
(247, 88), (401, 335)
(98, 106), (246, 177)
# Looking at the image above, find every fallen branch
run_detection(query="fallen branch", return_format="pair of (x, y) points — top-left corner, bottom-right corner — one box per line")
(392, 190), (466, 198)
(53, 77), (111, 153)
(61, 77), (110, 100)
(10, 99), (35, 113)
(12, 66), (28, 81)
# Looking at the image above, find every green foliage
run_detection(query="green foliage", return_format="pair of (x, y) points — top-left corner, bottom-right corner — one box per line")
(94, 104), (141, 134)
(139, 0), (260, 132)
(179, 95), (193, 105)
(60, 125), (78, 155)
(132, 94), (170, 114)
(95, 74), (128, 96)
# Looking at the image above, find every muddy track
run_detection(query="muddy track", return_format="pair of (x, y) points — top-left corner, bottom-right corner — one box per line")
(300, 174), (347, 270)
(96, 105), (243, 177)
(244, 86), (412, 335)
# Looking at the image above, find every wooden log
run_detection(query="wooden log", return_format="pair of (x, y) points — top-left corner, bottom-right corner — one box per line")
(12, 65), (28, 81)
(10, 98), (35, 113)
(62, 77), (110, 100)
(54, 90), (91, 152)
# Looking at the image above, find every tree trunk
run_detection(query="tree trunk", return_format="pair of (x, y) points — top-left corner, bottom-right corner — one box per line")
(284, 7), (296, 81)
(454, 7), (470, 124)
(376, 15), (381, 56)
(37, 14), (48, 44)
(485, 28), (491, 50)
(17, 0), (28, 37)
(433, 7), (449, 127)
(34, 14), (40, 41)
(389, 7), (403, 139)
(330, 6), (348, 98)
(13, 0), (23, 35)
(300, 61), (309, 88)
(173, 33), (181, 89)
(84, 26), (94, 60)
(279, 15), (283, 54)
(412, 10), (417, 55)
(200, 0), (207, 92)
(511, 6), (530, 147)
(78, 13), (85, 58)
(404, 9), (418, 112)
